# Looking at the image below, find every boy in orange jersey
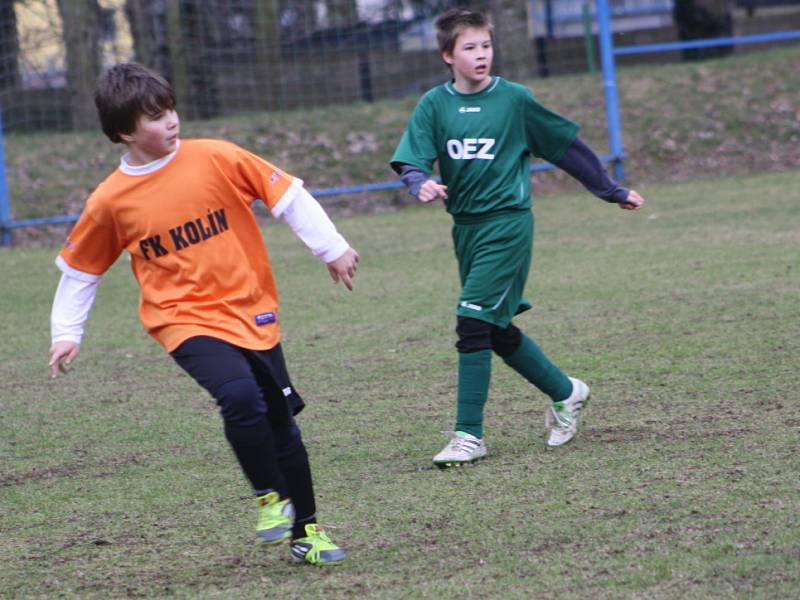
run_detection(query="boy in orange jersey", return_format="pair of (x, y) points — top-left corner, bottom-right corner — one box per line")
(47, 63), (358, 566)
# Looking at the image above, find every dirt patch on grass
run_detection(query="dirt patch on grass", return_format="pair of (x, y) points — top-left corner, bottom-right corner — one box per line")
(2, 452), (153, 488)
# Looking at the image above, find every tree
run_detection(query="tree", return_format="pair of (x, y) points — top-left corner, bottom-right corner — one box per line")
(254, 0), (282, 111)
(280, 0), (318, 39)
(0, 0), (21, 93)
(486, 0), (535, 80)
(325, 0), (358, 27)
(174, 0), (221, 119)
(447, 0), (535, 80)
(673, 0), (734, 60)
(56, 0), (102, 130)
(125, 0), (173, 79)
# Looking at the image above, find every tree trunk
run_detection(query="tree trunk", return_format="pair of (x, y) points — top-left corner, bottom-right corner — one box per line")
(280, 0), (318, 39)
(154, 0), (220, 120)
(56, 0), (101, 131)
(673, 0), (734, 60)
(0, 0), (21, 93)
(124, 0), (172, 79)
(254, 0), (282, 111)
(488, 0), (535, 80)
(325, 0), (358, 27)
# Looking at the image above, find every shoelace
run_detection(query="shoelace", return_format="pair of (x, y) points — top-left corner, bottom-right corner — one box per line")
(545, 405), (573, 430)
(443, 431), (480, 452)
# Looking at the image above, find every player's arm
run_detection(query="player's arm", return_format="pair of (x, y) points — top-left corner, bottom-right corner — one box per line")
(49, 266), (102, 378)
(396, 164), (448, 203)
(273, 186), (359, 291)
(556, 138), (645, 210)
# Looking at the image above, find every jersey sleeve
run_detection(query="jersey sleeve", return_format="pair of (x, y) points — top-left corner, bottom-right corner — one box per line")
(58, 202), (124, 276)
(522, 89), (581, 164)
(226, 144), (302, 215)
(390, 95), (437, 174)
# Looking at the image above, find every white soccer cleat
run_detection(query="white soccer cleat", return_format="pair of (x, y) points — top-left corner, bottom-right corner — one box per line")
(433, 431), (487, 468)
(545, 377), (590, 447)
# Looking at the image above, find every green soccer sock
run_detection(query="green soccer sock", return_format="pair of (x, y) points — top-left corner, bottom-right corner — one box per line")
(455, 349), (492, 439)
(502, 333), (572, 402)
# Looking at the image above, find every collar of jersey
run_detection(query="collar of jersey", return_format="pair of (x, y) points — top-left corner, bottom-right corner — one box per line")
(120, 139), (180, 176)
(444, 76), (500, 98)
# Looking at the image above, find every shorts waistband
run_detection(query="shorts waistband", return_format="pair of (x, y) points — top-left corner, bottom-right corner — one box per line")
(451, 208), (530, 225)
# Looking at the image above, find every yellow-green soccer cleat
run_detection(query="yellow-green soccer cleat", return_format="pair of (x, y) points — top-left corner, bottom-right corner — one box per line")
(290, 524), (347, 566)
(255, 491), (294, 546)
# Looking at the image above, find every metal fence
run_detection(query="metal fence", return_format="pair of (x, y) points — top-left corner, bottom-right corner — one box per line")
(1, 0), (799, 244)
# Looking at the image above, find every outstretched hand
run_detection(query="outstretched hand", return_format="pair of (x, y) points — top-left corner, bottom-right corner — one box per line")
(418, 179), (448, 203)
(327, 247), (359, 291)
(619, 190), (645, 210)
(49, 340), (80, 379)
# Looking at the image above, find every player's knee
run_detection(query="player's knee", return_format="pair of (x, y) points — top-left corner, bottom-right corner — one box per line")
(214, 377), (267, 427)
(491, 323), (522, 357)
(455, 316), (493, 353)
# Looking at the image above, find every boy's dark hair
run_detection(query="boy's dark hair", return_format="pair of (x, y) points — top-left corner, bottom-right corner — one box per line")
(435, 7), (493, 56)
(94, 63), (176, 143)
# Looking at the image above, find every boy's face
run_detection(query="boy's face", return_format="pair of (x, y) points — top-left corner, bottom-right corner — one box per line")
(120, 108), (180, 165)
(443, 26), (493, 92)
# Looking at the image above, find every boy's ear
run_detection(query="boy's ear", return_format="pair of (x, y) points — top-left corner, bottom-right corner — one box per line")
(119, 131), (135, 144)
(442, 51), (454, 66)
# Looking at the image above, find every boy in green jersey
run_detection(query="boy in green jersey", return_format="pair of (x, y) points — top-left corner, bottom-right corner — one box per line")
(390, 8), (645, 467)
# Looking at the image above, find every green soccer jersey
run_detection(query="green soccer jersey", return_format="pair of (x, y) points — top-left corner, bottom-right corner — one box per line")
(391, 77), (580, 216)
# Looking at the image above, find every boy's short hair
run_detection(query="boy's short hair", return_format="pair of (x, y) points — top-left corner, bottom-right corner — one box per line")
(435, 8), (494, 56)
(94, 63), (176, 143)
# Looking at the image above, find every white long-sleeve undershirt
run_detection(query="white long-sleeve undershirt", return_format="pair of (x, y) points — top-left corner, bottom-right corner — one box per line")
(50, 186), (350, 345)
(51, 268), (100, 345)
(278, 185), (349, 263)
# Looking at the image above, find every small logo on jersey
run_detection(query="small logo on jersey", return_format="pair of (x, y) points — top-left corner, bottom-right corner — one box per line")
(255, 312), (277, 326)
(269, 170), (282, 184)
(460, 301), (483, 311)
(282, 386), (293, 397)
(458, 106), (481, 113)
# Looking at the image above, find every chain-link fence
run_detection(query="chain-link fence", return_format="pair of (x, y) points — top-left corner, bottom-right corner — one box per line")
(3, 0), (799, 133)
(1, 0), (799, 245)
(0, 0), (659, 133)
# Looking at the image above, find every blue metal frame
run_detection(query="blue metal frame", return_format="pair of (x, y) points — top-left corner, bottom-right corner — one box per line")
(0, 107), (11, 246)
(614, 29), (800, 54)
(597, 0), (626, 181)
(4, 158), (586, 233)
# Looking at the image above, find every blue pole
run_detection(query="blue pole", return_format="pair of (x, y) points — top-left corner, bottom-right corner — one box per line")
(0, 106), (11, 246)
(596, 0), (625, 181)
(614, 30), (800, 55)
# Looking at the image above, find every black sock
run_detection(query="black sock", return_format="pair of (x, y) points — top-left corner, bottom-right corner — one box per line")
(292, 514), (317, 540)
(224, 418), (288, 497)
(279, 444), (318, 538)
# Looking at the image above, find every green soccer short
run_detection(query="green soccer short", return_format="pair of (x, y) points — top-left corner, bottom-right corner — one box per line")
(452, 209), (534, 328)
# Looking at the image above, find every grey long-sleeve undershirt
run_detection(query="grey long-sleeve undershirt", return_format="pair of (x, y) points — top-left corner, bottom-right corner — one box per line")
(398, 137), (630, 204)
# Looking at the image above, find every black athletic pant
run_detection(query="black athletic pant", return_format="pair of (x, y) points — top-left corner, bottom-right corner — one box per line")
(171, 336), (316, 535)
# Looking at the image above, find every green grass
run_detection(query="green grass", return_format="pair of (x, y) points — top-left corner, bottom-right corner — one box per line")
(4, 44), (800, 237)
(1, 169), (799, 598)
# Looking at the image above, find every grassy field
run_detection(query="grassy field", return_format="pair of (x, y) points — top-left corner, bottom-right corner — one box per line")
(1, 169), (798, 598)
(4, 44), (800, 241)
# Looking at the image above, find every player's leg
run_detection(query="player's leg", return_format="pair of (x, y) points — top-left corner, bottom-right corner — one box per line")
(435, 213), (531, 467)
(492, 322), (572, 400)
(491, 322), (590, 447)
(251, 346), (346, 566)
(170, 336), (294, 545)
(433, 316), (492, 468)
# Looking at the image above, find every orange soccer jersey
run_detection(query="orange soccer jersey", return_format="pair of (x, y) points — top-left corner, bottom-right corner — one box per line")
(58, 139), (301, 352)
